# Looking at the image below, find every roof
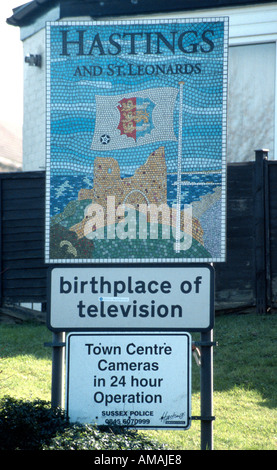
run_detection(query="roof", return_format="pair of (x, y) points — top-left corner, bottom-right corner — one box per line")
(7, 0), (277, 27)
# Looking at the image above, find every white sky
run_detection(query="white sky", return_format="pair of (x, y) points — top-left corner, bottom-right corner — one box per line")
(0, 1), (25, 132)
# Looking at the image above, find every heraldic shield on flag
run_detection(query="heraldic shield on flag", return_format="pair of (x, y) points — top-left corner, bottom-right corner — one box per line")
(117, 96), (155, 142)
(45, 18), (228, 264)
(91, 87), (178, 150)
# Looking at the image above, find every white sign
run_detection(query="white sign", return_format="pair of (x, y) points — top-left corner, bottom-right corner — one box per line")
(66, 332), (191, 429)
(48, 265), (214, 331)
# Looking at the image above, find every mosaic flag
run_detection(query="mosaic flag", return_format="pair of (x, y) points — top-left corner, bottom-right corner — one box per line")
(45, 18), (229, 264)
(91, 87), (178, 150)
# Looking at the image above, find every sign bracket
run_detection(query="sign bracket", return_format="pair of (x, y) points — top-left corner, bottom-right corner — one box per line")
(45, 341), (66, 348)
(191, 416), (215, 421)
(194, 341), (218, 347)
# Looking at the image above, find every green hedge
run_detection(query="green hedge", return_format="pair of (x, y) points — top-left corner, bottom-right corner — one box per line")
(0, 397), (166, 451)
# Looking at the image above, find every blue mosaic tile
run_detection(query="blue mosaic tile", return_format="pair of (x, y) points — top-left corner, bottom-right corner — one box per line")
(45, 18), (228, 263)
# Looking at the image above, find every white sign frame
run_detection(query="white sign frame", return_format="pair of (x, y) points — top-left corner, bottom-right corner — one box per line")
(48, 264), (214, 332)
(66, 332), (191, 429)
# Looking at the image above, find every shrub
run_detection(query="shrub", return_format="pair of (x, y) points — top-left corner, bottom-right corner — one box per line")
(0, 397), (166, 451)
(0, 396), (67, 450)
(43, 424), (166, 451)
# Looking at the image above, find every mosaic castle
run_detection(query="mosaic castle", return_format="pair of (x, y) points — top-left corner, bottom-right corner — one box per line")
(69, 146), (204, 245)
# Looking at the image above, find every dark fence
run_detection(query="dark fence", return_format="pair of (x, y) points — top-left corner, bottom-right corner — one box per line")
(0, 171), (46, 304)
(0, 150), (275, 313)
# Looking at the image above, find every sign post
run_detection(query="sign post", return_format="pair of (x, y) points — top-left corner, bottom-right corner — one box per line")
(200, 329), (214, 450)
(45, 16), (229, 450)
(50, 331), (65, 409)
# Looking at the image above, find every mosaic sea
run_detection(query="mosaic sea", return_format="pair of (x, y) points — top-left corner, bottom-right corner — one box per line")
(50, 172), (221, 218)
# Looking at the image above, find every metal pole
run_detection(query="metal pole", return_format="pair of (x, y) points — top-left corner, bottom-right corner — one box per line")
(200, 329), (214, 450)
(254, 149), (269, 314)
(51, 331), (65, 409)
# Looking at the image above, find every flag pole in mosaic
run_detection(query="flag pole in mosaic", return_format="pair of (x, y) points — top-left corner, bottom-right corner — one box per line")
(175, 81), (185, 253)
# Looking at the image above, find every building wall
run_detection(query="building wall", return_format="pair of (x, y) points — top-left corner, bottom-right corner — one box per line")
(23, 28), (45, 171)
(21, 4), (277, 170)
(228, 42), (275, 162)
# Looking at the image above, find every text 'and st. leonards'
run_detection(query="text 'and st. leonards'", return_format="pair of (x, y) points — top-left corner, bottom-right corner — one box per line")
(48, 265), (214, 331)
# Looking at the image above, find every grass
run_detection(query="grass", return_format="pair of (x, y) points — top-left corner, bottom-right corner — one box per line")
(0, 311), (276, 450)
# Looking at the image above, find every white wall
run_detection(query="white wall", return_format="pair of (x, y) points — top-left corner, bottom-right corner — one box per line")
(21, 4), (277, 170)
(23, 28), (45, 171)
(227, 42), (275, 162)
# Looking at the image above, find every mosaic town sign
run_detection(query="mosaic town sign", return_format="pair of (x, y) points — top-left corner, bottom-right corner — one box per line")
(45, 18), (228, 264)
(46, 19), (228, 441)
